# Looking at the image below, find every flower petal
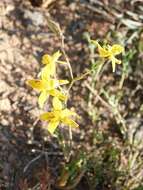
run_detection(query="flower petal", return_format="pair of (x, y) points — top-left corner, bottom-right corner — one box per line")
(41, 63), (56, 79)
(48, 89), (67, 101)
(98, 46), (109, 57)
(46, 79), (59, 90)
(42, 54), (52, 65)
(38, 90), (49, 108)
(40, 112), (54, 121)
(91, 40), (109, 57)
(47, 120), (59, 134)
(62, 118), (79, 128)
(27, 79), (44, 91)
(52, 97), (63, 110)
(114, 58), (121, 64)
(111, 45), (124, 55)
(61, 109), (77, 118)
(52, 51), (62, 63)
(111, 57), (116, 73)
(110, 56), (122, 72)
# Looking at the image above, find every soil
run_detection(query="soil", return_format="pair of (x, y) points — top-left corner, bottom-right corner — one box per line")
(0, 0), (143, 189)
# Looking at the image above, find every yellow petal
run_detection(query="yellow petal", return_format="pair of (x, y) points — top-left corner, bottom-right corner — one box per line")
(42, 54), (52, 65)
(52, 97), (63, 110)
(98, 45), (110, 57)
(41, 51), (62, 78)
(41, 78), (60, 91)
(110, 56), (122, 72)
(44, 79), (69, 90)
(42, 51), (61, 66)
(115, 58), (121, 64)
(40, 112), (54, 121)
(48, 89), (67, 101)
(38, 90), (49, 108)
(111, 44), (124, 55)
(41, 66), (51, 80)
(47, 120), (59, 134)
(62, 118), (79, 128)
(91, 40), (109, 57)
(59, 80), (69, 85)
(52, 51), (62, 62)
(111, 57), (116, 72)
(41, 63), (56, 79)
(27, 79), (44, 91)
(61, 109), (77, 118)
(46, 79), (59, 90)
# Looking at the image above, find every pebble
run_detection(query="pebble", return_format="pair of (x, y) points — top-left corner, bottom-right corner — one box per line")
(0, 80), (10, 94)
(0, 98), (11, 111)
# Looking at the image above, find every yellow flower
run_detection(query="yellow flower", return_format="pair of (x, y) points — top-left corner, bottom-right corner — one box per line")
(41, 51), (67, 79)
(27, 77), (69, 108)
(42, 51), (61, 65)
(40, 97), (79, 134)
(91, 40), (124, 72)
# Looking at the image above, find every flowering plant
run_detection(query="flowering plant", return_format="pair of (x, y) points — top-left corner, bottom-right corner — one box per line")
(27, 40), (124, 135)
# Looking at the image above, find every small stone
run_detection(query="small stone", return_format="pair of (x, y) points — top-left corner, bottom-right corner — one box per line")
(0, 80), (10, 94)
(1, 118), (9, 126)
(0, 98), (11, 111)
(24, 10), (44, 26)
